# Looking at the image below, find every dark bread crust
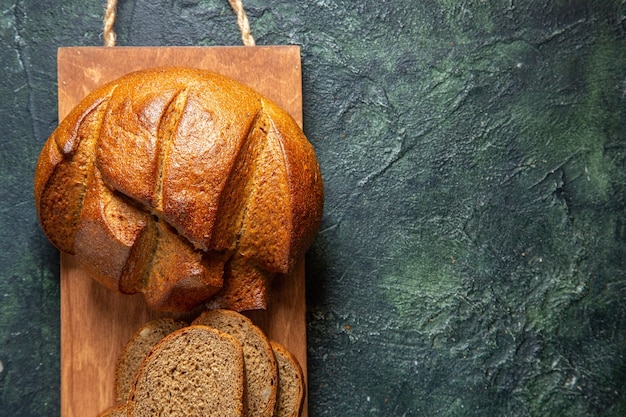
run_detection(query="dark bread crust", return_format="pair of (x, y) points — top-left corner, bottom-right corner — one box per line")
(34, 67), (323, 311)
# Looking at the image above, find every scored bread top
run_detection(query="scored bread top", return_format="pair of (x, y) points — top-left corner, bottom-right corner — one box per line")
(34, 67), (323, 311)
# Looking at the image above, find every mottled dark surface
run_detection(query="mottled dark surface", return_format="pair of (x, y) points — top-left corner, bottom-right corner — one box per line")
(1, 0), (625, 416)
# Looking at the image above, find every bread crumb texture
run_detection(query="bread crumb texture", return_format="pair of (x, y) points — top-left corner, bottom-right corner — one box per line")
(103, 310), (304, 417)
(127, 325), (245, 417)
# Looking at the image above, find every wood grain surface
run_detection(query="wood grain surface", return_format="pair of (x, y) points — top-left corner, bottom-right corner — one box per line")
(57, 46), (308, 417)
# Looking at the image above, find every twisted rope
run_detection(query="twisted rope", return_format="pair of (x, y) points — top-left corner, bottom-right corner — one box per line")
(102, 0), (256, 47)
(227, 0), (256, 46)
(103, 0), (118, 47)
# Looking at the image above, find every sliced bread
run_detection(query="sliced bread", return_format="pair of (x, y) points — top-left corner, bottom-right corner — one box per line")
(127, 325), (245, 417)
(114, 318), (187, 403)
(271, 341), (305, 417)
(192, 309), (278, 417)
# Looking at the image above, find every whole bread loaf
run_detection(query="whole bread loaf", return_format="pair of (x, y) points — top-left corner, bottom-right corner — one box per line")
(34, 66), (323, 311)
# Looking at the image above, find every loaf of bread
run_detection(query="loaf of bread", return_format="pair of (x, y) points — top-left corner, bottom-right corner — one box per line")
(127, 325), (245, 417)
(34, 67), (323, 311)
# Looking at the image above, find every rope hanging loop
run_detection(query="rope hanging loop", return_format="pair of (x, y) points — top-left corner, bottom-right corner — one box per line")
(103, 0), (118, 47)
(227, 0), (256, 46)
(102, 0), (256, 47)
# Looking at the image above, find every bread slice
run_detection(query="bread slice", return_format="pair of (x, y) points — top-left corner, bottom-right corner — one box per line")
(114, 318), (187, 403)
(192, 309), (278, 417)
(96, 403), (127, 417)
(271, 341), (305, 417)
(127, 325), (245, 417)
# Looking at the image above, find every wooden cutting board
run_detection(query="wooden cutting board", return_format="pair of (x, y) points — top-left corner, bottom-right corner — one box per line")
(58, 46), (308, 417)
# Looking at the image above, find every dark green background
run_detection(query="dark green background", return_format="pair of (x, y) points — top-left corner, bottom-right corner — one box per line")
(1, 0), (625, 416)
